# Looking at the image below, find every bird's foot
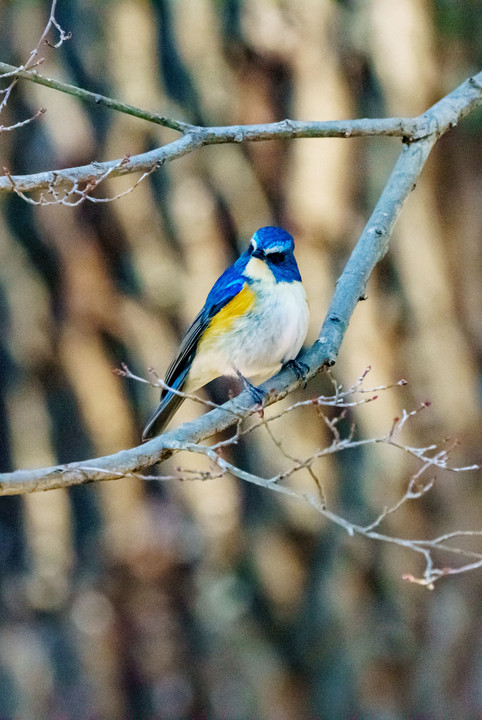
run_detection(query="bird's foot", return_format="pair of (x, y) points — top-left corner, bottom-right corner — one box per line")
(283, 358), (309, 387)
(235, 369), (268, 406)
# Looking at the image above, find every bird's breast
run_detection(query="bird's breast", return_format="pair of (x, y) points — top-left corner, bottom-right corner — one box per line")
(188, 278), (309, 389)
(252, 279), (309, 361)
(222, 278), (309, 377)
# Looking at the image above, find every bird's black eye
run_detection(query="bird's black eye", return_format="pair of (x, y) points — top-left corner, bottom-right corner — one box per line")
(268, 252), (285, 265)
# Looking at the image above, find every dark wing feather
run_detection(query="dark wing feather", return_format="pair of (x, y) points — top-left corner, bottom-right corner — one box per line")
(142, 265), (248, 440)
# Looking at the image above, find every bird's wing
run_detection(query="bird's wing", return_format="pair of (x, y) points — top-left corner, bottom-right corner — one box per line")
(142, 267), (247, 440)
(165, 266), (247, 388)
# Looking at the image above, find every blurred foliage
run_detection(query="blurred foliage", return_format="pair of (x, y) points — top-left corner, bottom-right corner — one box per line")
(0, 0), (480, 717)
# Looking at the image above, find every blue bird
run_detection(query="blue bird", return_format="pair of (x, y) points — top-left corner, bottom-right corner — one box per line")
(142, 226), (309, 440)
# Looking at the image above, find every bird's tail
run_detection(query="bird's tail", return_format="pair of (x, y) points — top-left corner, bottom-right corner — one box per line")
(142, 369), (189, 441)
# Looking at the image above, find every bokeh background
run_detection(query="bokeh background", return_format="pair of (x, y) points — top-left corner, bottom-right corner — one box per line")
(0, 1), (481, 717)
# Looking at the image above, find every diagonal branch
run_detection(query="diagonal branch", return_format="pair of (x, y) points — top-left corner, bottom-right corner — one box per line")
(0, 61), (193, 133)
(0, 140), (451, 492)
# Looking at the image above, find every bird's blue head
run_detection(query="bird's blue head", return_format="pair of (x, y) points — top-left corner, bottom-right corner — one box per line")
(243, 226), (301, 283)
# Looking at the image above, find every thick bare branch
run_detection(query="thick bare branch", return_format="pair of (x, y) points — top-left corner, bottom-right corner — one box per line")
(0, 144), (461, 490)
(0, 132), (203, 197)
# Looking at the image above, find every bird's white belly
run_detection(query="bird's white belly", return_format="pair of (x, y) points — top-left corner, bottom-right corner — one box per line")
(187, 280), (309, 390)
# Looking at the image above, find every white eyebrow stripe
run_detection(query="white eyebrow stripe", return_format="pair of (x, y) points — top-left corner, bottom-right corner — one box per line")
(264, 246), (284, 254)
(250, 236), (257, 250)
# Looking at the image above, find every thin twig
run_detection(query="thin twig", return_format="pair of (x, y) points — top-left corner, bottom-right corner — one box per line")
(0, 0), (70, 130)
(0, 107), (46, 132)
(164, 439), (480, 589)
(116, 363), (245, 420)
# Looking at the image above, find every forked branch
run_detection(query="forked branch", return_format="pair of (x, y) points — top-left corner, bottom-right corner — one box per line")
(0, 71), (481, 200)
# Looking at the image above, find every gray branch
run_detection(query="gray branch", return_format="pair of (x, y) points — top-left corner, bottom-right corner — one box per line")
(0, 72), (481, 493)
(0, 71), (480, 197)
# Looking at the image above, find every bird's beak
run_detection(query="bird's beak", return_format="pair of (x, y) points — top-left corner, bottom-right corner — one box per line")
(252, 248), (265, 259)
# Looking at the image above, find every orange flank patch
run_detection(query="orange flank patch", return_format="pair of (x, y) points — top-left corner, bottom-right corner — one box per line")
(200, 283), (256, 347)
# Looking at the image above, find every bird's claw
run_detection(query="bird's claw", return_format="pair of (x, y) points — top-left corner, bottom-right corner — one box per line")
(283, 358), (309, 387)
(235, 369), (268, 406)
(249, 385), (268, 406)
